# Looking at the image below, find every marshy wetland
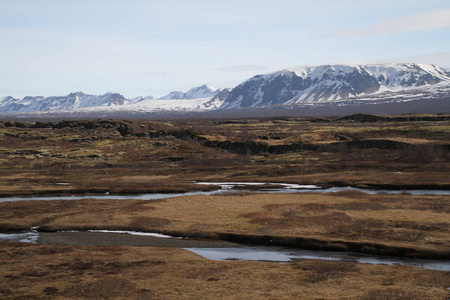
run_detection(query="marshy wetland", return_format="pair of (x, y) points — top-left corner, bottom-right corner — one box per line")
(0, 114), (449, 299)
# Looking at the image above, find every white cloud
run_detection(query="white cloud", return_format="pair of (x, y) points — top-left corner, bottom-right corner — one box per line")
(327, 8), (450, 38)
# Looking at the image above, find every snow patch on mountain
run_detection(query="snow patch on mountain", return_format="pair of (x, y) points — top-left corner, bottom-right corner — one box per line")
(0, 92), (128, 113)
(221, 63), (450, 109)
(130, 95), (155, 103)
(105, 97), (225, 113)
(159, 84), (221, 100)
(159, 91), (185, 100)
(0, 86), (226, 114)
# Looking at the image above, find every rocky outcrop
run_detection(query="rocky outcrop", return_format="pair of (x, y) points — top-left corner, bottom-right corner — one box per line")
(0, 120), (136, 137)
(2, 119), (448, 154)
(52, 120), (134, 136)
(316, 139), (412, 152)
(337, 113), (450, 122)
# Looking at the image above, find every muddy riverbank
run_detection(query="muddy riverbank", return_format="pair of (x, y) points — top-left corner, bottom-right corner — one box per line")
(1, 188), (448, 261)
(37, 231), (243, 248)
(153, 229), (450, 260)
(2, 230), (449, 271)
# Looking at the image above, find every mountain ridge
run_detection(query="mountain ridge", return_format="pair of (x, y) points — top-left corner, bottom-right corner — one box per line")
(220, 63), (450, 109)
(0, 85), (226, 114)
(1, 63), (450, 115)
(0, 92), (127, 114)
(159, 84), (221, 100)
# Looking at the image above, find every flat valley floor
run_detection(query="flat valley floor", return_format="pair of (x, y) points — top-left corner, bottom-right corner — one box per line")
(0, 114), (449, 299)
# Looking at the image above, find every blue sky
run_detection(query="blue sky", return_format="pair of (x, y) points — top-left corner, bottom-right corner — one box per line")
(1, 0), (449, 98)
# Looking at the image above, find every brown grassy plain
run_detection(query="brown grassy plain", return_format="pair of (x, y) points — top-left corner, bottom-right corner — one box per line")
(0, 115), (449, 299)
(0, 192), (449, 258)
(0, 115), (449, 196)
(0, 242), (449, 299)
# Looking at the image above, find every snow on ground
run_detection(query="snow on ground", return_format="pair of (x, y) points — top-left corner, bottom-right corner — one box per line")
(88, 230), (180, 239)
(69, 97), (225, 114)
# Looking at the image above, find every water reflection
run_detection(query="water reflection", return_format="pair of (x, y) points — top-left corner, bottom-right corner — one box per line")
(0, 232), (39, 243)
(186, 247), (450, 271)
(0, 182), (449, 203)
(1, 230), (448, 271)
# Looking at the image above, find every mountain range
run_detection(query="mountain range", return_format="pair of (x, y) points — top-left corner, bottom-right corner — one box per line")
(0, 86), (226, 114)
(159, 84), (222, 100)
(221, 63), (450, 109)
(0, 92), (127, 114)
(1, 63), (449, 116)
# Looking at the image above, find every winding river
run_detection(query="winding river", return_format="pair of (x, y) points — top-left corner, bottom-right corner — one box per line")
(1, 229), (449, 271)
(1, 182), (449, 271)
(1, 182), (449, 203)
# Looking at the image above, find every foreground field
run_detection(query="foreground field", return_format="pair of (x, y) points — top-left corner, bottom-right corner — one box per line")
(1, 242), (448, 299)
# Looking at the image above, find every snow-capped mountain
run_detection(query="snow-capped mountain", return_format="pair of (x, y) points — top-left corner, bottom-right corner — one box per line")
(159, 91), (185, 100)
(130, 95), (155, 102)
(0, 85), (227, 115)
(0, 92), (127, 113)
(221, 63), (450, 109)
(159, 84), (221, 100)
(1, 65), (449, 117)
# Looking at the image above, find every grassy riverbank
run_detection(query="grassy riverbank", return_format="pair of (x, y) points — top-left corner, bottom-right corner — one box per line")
(1, 242), (448, 299)
(1, 191), (449, 259)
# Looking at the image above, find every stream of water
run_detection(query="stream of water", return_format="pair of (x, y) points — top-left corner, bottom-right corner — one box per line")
(0, 230), (448, 271)
(186, 247), (450, 271)
(1, 182), (449, 271)
(1, 182), (449, 203)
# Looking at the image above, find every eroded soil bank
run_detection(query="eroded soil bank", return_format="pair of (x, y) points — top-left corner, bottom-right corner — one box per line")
(37, 231), (243, 248)
(3, 230), (447, 271)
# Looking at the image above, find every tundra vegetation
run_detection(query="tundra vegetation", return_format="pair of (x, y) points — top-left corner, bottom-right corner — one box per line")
(0, 113), (449, 299)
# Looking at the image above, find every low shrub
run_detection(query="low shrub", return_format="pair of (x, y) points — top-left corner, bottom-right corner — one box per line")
(63, 278), (135, 299)
(43, 286), (58, 295)
(296, 260), (356, 283)
(331, 218), (385, 237)
(301, 203), (330, 211)
(129, 216), (171, 230)
(337, 201), (387, 211)
(361, 288), (429, 300)
(397, 229), (428, 242)
(21, 267), (48, 277)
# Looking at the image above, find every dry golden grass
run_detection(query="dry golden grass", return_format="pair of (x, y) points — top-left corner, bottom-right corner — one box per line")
(1, 117), (449, 298)
(0, 192), (448, 257)
(0, 199), (157, 231)
(0, 242), (448, 299)
(145, 193), (449, 255)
